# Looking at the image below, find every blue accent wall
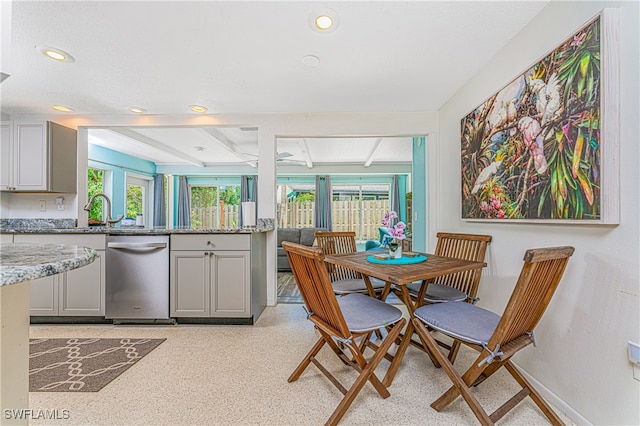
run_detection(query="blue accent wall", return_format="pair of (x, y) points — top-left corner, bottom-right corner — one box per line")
(88, 144), (156, 219)
(412, 137), (426, 252)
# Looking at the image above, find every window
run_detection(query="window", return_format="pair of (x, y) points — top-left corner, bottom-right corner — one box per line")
(87, 168), (104, 222)
(190, 185), (240, 228)
(276, 184), (315, 228)
(126, 174), (152, 226)
(332, 184), (390, 241)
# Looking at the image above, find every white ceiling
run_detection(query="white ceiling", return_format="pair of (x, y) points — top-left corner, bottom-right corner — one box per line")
(1, 1), (548, 167)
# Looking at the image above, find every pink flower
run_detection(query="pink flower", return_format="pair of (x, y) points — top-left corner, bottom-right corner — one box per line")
(381, 211), (397, 227)
(381, 211), (406, 241)
(480, 196), (506, 219)
(570, 32), (586, 48)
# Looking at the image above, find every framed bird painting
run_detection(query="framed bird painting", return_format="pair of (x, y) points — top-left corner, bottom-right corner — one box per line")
(460, 10), (619, 224)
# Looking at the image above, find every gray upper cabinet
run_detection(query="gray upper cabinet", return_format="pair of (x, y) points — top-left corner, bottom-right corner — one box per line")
(0, 121), (77, 192)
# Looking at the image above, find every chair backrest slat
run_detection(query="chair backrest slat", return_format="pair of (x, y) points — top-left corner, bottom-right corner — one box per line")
(283, 241), (351, 339)
(315, 231), (362, 281)
(433, 232), (492, 297)
(489, 246), (574, 349)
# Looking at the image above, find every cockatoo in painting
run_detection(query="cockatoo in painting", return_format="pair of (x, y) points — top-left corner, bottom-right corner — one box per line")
(530, 73), (561, 128)
(487, 75), (526, 131)
(518, 117), (548, 174)
(471, 155), (503, 194)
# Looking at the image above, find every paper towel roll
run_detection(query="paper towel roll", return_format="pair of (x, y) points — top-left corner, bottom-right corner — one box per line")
(242, 202), (256, 227)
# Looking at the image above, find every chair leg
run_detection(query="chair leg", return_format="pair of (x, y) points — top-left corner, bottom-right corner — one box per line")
(288, 336), (326, 382)
(503, 361), (565, 426)
(325, 318), (406, 426)
(412, 318), (494, 425)
(447, 340), (462, 364)
(382, 319), (415, 387)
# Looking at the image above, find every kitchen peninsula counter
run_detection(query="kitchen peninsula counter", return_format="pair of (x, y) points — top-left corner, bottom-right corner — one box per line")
(0, 243), (97, 424)
(0, 243), (97, 286)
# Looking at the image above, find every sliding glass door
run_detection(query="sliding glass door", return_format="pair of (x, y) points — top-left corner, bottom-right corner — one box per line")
(190, 185), (241, 228)
(332, 184), (390, 241)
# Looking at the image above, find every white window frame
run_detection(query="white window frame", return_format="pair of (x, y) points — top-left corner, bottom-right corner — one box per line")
(125, 173), (152, 227)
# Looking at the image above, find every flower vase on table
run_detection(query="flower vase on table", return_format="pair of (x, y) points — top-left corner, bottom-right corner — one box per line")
(381, 211), (406, 260)
(388, 240), (402, 259)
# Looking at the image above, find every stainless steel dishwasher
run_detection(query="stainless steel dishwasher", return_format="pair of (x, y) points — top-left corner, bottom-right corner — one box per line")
(106, 235), (169, 320)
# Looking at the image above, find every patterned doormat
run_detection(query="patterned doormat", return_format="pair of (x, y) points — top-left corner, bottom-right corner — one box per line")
(29, 338), (165, 392)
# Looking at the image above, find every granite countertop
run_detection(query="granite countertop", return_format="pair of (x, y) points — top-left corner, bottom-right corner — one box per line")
(0, 243), (97, 286)
(0, 218), (275, 235)
(1, 226), (274, 235)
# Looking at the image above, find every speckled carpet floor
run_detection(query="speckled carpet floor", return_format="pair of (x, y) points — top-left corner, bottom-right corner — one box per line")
(28, 304), (576, 425)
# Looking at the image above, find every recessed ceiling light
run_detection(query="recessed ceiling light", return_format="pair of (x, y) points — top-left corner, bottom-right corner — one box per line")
(130, 107), (146, 114)
(315, 15), (333, 30)
(52, 105), (74, 113)
(309, 8), (340, 34)
(302, 55), (320, 68)
(37, 46), (75, 63)
(190, 105), (208, 113)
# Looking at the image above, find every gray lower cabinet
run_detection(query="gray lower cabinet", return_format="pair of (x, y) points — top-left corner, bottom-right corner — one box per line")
(170, 250), (250, 317)
(170, 234), (256, 319)
(14, 234), (106, 316)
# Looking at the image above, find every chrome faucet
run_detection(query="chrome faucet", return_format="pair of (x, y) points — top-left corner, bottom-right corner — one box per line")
(83, 193), (124, 228)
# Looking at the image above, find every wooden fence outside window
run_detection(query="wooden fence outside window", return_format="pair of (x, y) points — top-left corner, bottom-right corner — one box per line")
(192, 199), (403, 242)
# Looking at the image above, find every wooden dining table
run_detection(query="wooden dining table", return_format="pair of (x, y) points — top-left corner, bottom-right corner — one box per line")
(324, 250), (487, 387)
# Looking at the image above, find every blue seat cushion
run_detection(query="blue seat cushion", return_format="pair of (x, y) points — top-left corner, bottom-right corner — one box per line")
(405, 282), (468, 303)
(414, 301), (500, 345)
(338, 293), (403, 333)
(332, 278), (386, 295)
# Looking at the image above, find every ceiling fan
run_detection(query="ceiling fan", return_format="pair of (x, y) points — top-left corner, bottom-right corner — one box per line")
(242, 151), (306, 166)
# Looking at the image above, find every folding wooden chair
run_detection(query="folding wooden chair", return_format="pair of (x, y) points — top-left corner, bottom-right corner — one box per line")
(315, 231), (386, 298)
(412, 246), (574, 425)
(283, 241), (406, 426)
(393, 232), (491, 362)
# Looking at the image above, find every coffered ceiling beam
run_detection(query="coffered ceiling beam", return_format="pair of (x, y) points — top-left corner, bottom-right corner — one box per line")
(364, 138), (384, 167)
(300, 139), (314, 168)
(110, 128), (204, 167)
(201, 127), (255, 163)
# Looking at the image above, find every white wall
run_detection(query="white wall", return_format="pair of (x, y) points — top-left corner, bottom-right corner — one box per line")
(0, 193), (77, 218)
(437, 2), (639, 424)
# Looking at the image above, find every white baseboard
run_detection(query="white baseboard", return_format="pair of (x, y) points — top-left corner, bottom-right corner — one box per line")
(513, 362), (592, 425)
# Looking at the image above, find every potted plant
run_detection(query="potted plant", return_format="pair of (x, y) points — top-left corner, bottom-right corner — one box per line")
(381, 211), (406, 258)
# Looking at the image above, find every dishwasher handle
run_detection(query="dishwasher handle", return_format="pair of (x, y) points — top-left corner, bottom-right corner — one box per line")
(108, 242), (167, 249)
